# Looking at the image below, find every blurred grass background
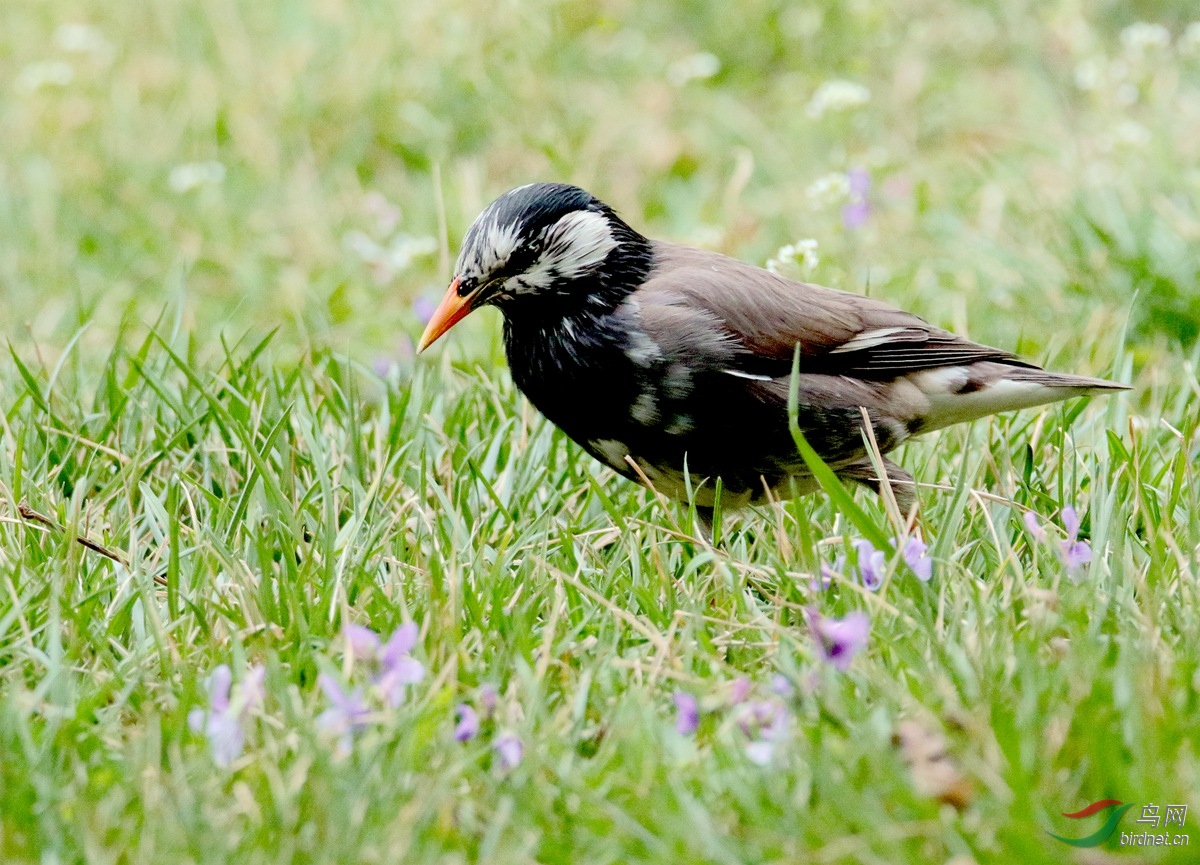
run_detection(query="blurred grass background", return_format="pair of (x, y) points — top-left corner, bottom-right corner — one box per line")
(2, 2), (1200, 864)
(3, 0), (1197, 361)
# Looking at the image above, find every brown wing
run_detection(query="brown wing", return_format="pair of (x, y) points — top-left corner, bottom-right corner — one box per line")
(638, 241), (1033, 379)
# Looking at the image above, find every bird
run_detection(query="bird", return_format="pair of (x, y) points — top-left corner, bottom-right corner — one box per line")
(417, 182), (1128, 538)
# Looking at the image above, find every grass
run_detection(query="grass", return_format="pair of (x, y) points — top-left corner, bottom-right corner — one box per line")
(2, 1), (1199, 863)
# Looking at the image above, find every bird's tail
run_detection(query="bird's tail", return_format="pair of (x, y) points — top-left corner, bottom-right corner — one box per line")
(1002, 367), (1131, 394)
(912, 361), (1130, 432)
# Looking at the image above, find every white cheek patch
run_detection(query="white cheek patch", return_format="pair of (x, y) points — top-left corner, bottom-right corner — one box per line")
(508, 210), (617, 294)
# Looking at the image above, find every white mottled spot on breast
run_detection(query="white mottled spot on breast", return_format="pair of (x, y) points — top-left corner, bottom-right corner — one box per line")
(665, 415), (693, 435)
(663, 363), (692, 398)
(625, 330), (662, 367)
(631, 391), (659, 425)
(589, 438), (630, 470)
(619, 299), (663, 366)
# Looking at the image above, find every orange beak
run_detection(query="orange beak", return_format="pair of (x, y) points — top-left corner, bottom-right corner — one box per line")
(417, 277), (474, 352)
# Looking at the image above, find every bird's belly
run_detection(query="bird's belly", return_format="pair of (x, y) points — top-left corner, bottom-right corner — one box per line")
(508, 328), (902, 505)
(550, 371), (815, 503)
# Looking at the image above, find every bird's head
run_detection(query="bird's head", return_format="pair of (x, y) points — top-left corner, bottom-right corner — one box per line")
(417, 183), (649, 351)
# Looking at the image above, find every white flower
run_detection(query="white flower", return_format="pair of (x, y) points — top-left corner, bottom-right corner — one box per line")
(1113, 120), (1151, 147)
(53, 24), (111, 56)
(1114, 82), (1139, 107)
(806, 80), (870, 119)
(804, 173), (850, 208)
(1073, 58), (1105, 91)
(386, 235), (437, 271)
(168, 161), (226, 193)
(343, 229), (435, 283)
(667, 52), (720, 86)
(14, 61), (74, 93)
(1180, 22), (1200, 54)
(1120, 22), (1171, 54)
(766, 238), (819, 275)
(1097, 120), (1152, 153)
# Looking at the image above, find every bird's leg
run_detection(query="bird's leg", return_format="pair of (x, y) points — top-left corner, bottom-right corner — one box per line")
(693, 505), (716, 544)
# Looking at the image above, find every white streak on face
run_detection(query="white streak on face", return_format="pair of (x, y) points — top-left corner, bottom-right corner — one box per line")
(507, 210), (617, 294)
(455, 214), (520, 284)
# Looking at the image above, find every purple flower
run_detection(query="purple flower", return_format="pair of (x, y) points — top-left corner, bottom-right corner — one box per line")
(809, 610), (870, 672)
(847, 166), (871, 197)
(478, 683), (498, 718)
(853, 540), (887, 591)
(673, 691), (699, 736)
(241, 664), (266, 711)
(494, 733), (523, 770)
(745, 739), (776, 765)
(1023, 507), (1092, 580)
(737, 700), (791, 765)
(377, 623), (424, 707)
(1023, 511), (1047, 542)
(316, 674), (371, 751)
(454, 704), (480, 742)
(344, 624), (381, 660)
(842, 199), (870, 230)
(1059, 506), (1092, 580)
(816, 557), (841, 591)
(188, 665), (244, 767)
(188, 664), (266, 768)
(842, 167), (871, 229)
(413, 296), (438, 326)
(337, 623), (424, 708)
(736, 700), (780, 735)
(770, 674), (794, 698)
(729, 677), (752, 705)
(208, 664), (232, 713)
(363, 191), (400, 235)
(901, 536), (932, 582)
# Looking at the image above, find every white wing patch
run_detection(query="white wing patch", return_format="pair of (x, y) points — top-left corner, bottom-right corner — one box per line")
(507, 210), (617, 294)
(828, 327), (912, 354)
(722, 369), (773, 381)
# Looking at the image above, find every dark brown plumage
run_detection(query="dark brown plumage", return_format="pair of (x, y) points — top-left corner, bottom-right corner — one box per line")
(418, 183), (1128, 536)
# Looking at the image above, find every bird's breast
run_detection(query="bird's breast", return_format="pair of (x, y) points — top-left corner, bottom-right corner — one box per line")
(503, 313), (643, 444)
